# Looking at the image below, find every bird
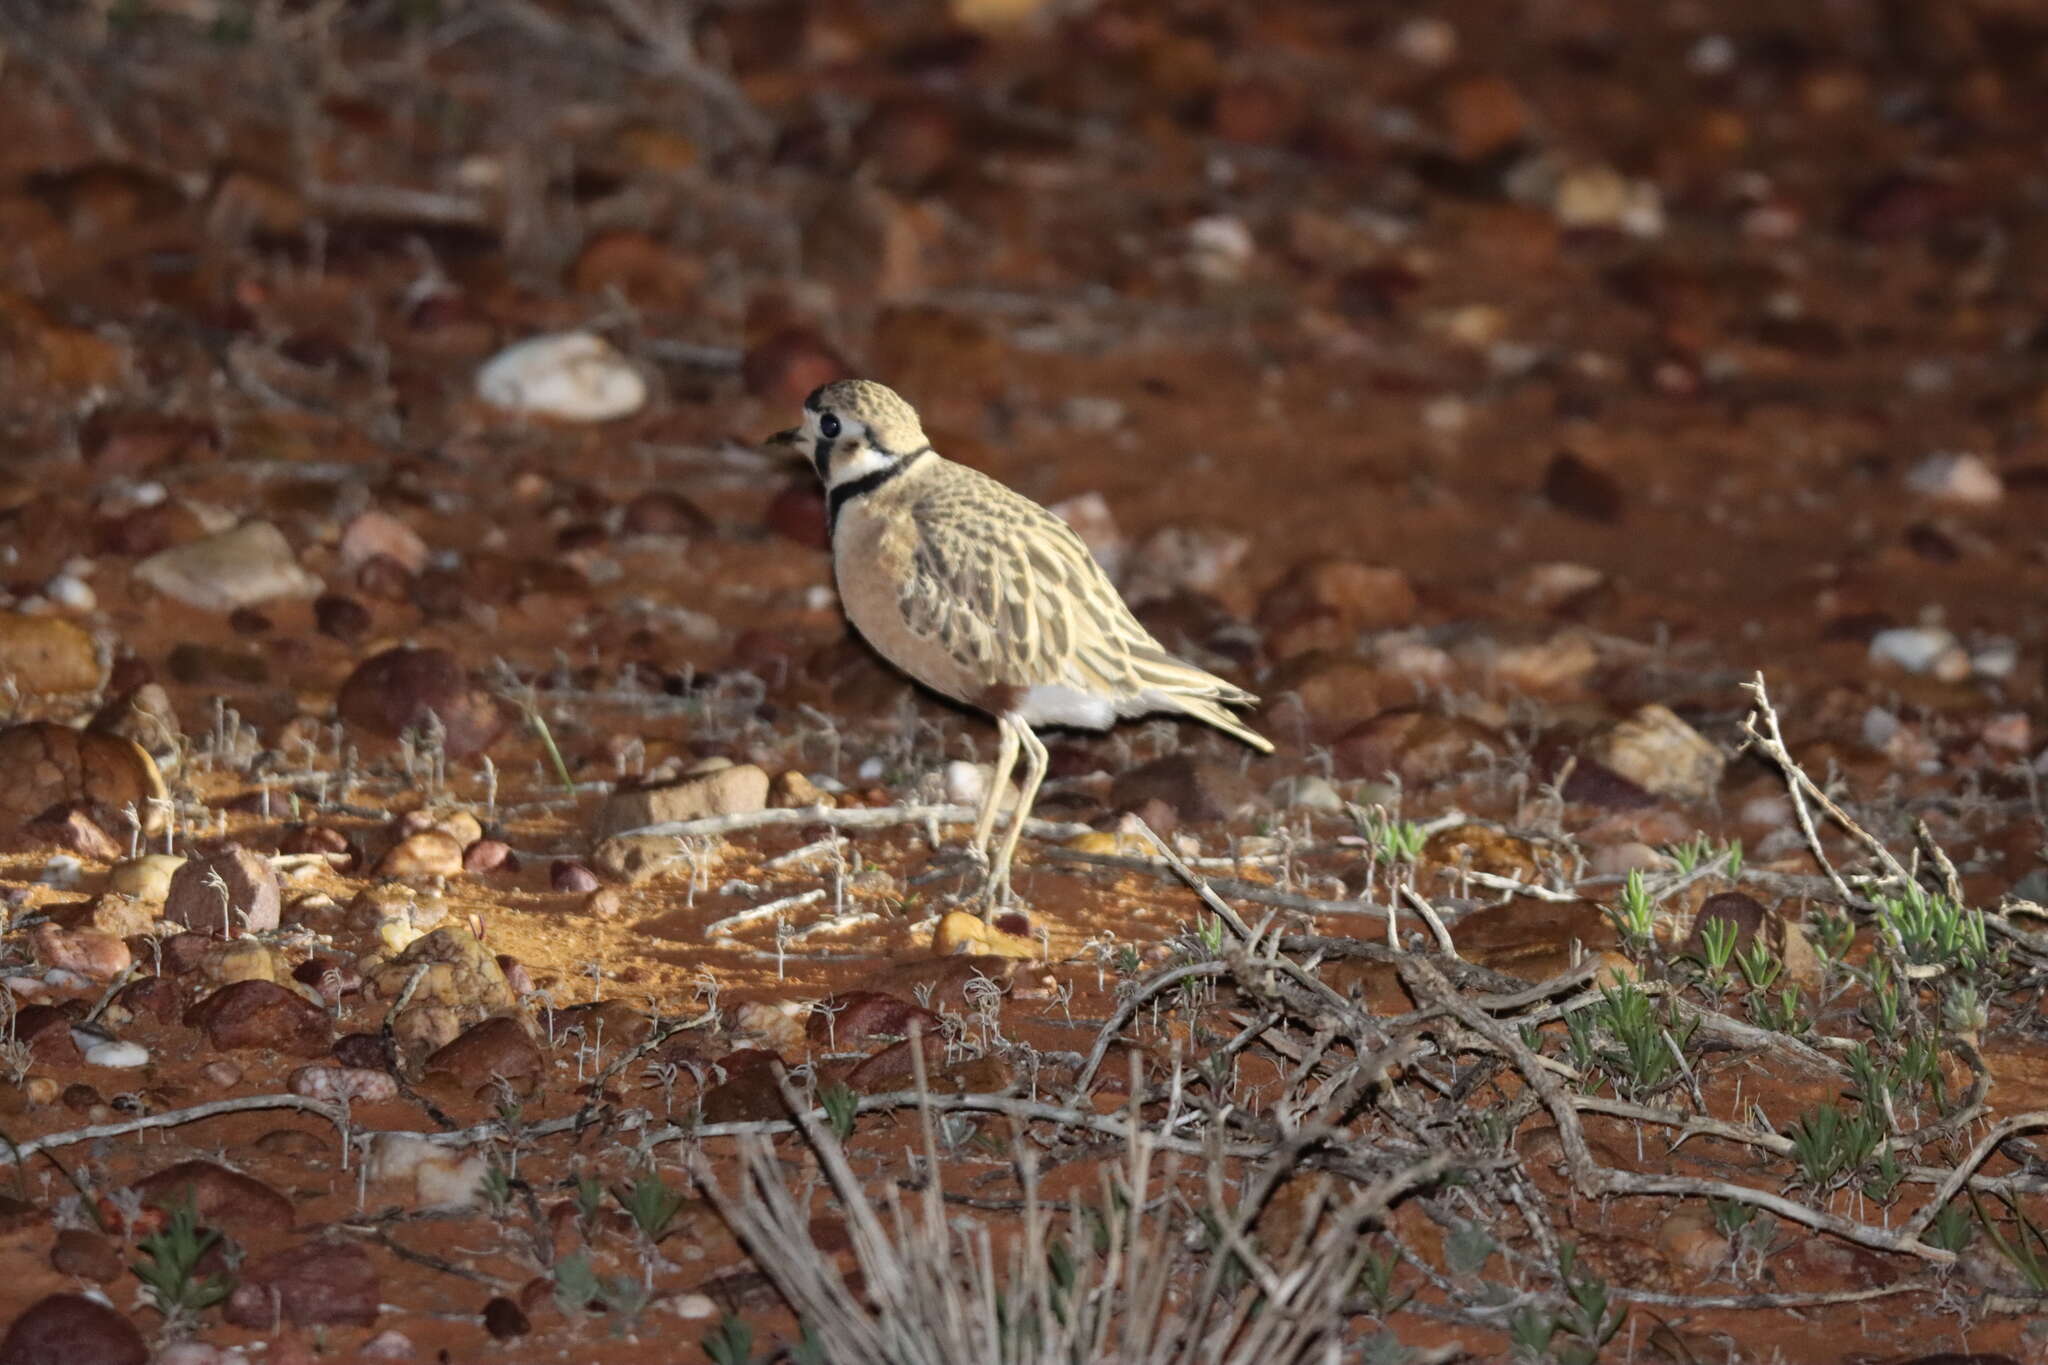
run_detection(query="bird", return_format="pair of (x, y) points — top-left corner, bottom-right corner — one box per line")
(770, 378), (1272, 906)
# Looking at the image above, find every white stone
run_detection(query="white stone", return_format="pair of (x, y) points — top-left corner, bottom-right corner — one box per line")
(1972, 640), (2018, 679)
(1869, 626), (1959, 675)
(1186, 215), (1255, 282)
(666, 1292), (718, 1320)
(1270, 774), (1344, 811)
(476, 332), (646, 422)
(43, 574), (95, 611)
(134, 521), (323, 611)
(1906, 452), (2002, 505)
(83, 1039), (149, 1068)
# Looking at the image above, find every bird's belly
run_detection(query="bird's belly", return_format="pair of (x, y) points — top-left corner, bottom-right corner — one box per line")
(1014, 684), (1117, 730)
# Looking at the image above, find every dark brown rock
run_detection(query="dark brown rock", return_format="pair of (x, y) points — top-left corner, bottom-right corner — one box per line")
(622, 489), (713, 538)
(136, 1159), (294, 1234)
(336, 647), (510, 759)
(49, 1228), (121, 1282)
(313, 592), (372, 642)
(112, 975), (182, 1024)
(699, 1048), (786, 1123)
(11, 1005), (82, 1065)
(549, 859), (600, 893)
(482, 1295), (531, 1339)
(0, 1292), (147, 1365)
(183, 981), (331, 1056)
(1680, 892), (1768, 960)
(463, 839), (513, 873)
(1543, 450), (1625, 523)
(162, 846), (280, 935)
(333, 1032), (392, 1071)
(224, 1239), (379, 1328)
(807, 991), (941, 1053)
(1332, 709), (1503, 784)
(424, 1015), (543, 1098)
(1108, 753), (1254, 824)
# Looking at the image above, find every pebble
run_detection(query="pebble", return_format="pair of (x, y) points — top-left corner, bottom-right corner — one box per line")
(0, 1292), (148, 1365)
(1585, 704), (1725, 803)
(1392, 15), (1457, 65)
(1269, 774), (1345, 811)
(337, 647), (509, 759)
(595, 763), (769, 837)
(1869, 626), (1969, 680)
(1186, 215), (1255, 283)
(0, 613), (103, 695)
(134, 521), (323, 611)
(82, 1039), (148, 1068)
(1906, 452), (2002, 505)
(475, 332), (646, 421)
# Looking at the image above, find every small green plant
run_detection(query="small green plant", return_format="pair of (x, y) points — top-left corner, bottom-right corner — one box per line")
(1606, 871), (1655, 955)
(1811, 910), (1856, 964)
(1195, 911), (1227, 956)
(1666, 833), (1715, 875)
(573, 1171), (605, 1228)
(1857, 956), (1904, 1041)
(789, 1324), (827, 1365)
(820, 1081), (860, 1141)
(1747, 984), (1808, 1037)
(1551, 1243), (1627, 1365)
(1444, 1219), (1495, 1276)
(480, 1161), (514, 1215)
(619, 1171), (686, 1243)
(552, 1250), (600, 1317)
(1685, 916), (1739, 998)
(1875, 884), (1988, 973)
(1356, 1247), (1412, 1316)
(1507, 1305), (1557, 1361)
(1786, 1105), (1880, 1195)
(1969, 1191), (2048, 1294)
(1709, 1196), (1757, 1237)
(1734, 937), (1781, 992)
(132, 1194), (229, 1330)
(702, 1313), (756, 1365)
(1925, 1200), (1975, 1253)
(1863, 1147), (1904, 1205)
(1569, 982), (1695, 1100)
(599, 1274), (653, 1336)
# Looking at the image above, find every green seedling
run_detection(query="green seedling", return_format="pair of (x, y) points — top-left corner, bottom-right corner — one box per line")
(820, 1081), (860, 1141)
(1925, 1201), (1975, 1253)
(132, 1193), (229, 1329)
(619, 1171), (686, 1243)
(1606, 870), (1656, 955)
(553, 1250), (600, 1317)
(1969, 1190), (2048, 1294)
(702, 1313), (756, 1365)
(1875, 884), (1988, 973)
(1356, 1248), (1412, 1316)
(1787, 1105), (1879, 1195)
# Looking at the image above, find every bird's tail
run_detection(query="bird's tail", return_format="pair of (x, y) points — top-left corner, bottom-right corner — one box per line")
(1128, 648), (1275, 753)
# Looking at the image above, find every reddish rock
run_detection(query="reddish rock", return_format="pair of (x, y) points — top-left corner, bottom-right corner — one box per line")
(0, 1292), (147, 1365)
(424, 1015), (544, 1098)
(337, 647), (509, 759)
(112, 975), (182, 1024)
(699, 1048), (787, 1123)
(857, 95), (962, 189)
(1332, 709), (1503, 784)
(1437, 73), (1531, 161)
(80, 409), (217, 473)
(333, 1032), (391, 1071)
(224, 1239), (379, 1328)
(136, 1159), (294, 1234)
(621, 489), (713, 538)
(1108, 753), (1254, 824)
(377, 831), (464, 880)
(1258, 557), (1418, 656)
(806, 991), (941, 1052)
(11, 1005), (82, 1065)
(162, 846), (279, 936)
(30, 924), (130, 982)
(1211, 74), (1305, 146)
(463, 839), (513, 873)
(764, 477), (829, 551)
(1680, 892), (1768, 960)
(183, 981), (331, 1056)
(338, 509), (429, 576)
(482, 1295), (530, 1339)
(845, 1031), (947, 1093)
(49, 1228), (122, 1282)
(549, 858), (600, 893)
(741, 327), (849, 407)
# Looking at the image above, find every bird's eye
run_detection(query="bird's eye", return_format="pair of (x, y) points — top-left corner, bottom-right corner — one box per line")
(819, 413), (842, 439)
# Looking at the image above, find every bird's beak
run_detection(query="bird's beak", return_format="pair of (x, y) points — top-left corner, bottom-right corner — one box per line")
(764, 427), (807, 458)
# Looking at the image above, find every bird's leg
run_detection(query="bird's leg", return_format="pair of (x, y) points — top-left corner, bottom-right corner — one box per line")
(987, 721), (1048, 912)
(967, 717), (1022, 879)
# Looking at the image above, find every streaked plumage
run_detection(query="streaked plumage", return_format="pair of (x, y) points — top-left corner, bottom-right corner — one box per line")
(772, 379), (1272, 905)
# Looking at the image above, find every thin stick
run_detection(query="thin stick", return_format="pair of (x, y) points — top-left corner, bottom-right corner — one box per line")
(0, 1095), (346, 1165)
(704, 889), (826, 938)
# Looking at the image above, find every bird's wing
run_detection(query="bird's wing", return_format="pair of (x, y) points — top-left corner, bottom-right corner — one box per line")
(898, 468), (1144, 695)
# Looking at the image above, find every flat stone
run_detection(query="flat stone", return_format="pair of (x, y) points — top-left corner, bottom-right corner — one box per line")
(0, 614), (103, 695)
(224, 1239), (379, 1328)
(0, 723), (166, 838)
(595, 763), (769, 836)
(136, 1158), (294, 1234)
(337, 647), (509, 759)
(134, 520), (321, 612)
(424, 1015), (544, 1099)
(1586, 704), (1724, 803)
(183, 981), (331, 1056)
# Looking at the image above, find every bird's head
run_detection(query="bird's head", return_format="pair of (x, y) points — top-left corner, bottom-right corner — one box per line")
(767, 379), (930, 489)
